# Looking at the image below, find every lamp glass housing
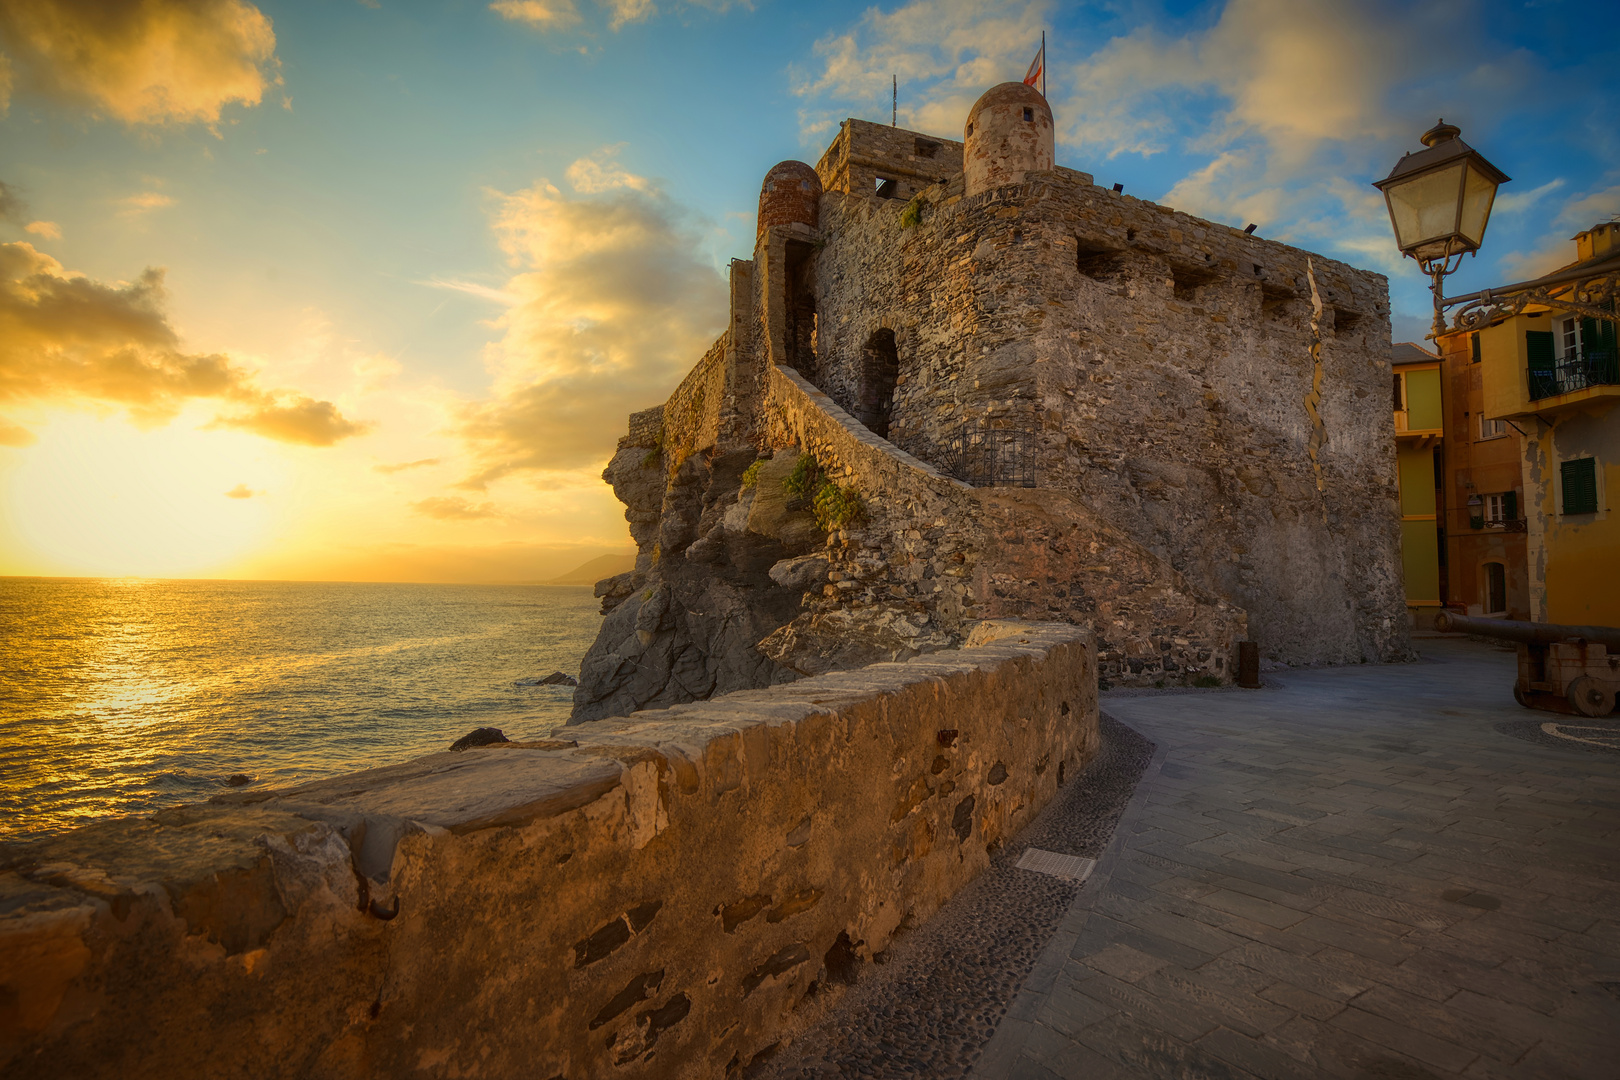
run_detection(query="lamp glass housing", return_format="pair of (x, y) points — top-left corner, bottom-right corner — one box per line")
(1459, 163), (1497, 246)
(1385, 162), (1469, 256)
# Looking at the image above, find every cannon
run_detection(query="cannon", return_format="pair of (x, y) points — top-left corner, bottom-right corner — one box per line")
(1433, 612), (1620, 717)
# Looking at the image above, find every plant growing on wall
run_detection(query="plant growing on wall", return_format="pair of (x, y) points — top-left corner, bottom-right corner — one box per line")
(899, 196), (924, 230)
(741, 460), (763, 489)
(782, 453), (865, 530)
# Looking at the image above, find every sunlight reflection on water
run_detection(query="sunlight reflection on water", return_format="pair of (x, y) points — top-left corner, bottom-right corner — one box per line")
(0, 578), (603, 842)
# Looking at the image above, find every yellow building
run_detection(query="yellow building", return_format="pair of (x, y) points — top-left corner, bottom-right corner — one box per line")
(1474, 222), (1620, 625)
(1393, 342), (1445, 619)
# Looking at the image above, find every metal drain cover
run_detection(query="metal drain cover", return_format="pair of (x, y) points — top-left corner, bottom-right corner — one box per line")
(1015, 847), (1096, 883)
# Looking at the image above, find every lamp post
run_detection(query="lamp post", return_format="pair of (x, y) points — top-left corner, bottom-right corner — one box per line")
(1373, 120), (1510, 338)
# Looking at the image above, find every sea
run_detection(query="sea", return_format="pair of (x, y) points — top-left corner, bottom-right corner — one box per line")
(0, 578), (604, 844)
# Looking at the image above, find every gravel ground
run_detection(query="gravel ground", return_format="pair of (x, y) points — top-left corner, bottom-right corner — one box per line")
(757, 712), (1154, 1080)
(1496, 717), (1620, 755)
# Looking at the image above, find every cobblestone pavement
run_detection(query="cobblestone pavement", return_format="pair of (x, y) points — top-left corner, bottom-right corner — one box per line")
(972, 639), (1620, 1080)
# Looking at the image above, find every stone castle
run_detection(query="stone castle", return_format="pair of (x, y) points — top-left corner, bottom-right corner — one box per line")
(572, 82), (1410, 723)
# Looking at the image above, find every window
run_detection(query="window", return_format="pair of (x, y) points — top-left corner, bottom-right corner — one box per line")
(1393, 372), (1405, 412)
(1484, 562), (1507, 614)
(1023, 107), (1034, 121)
(1479, 413), (1506, 440)
(875, 176), (898, 199)
(1483, 491), (1516, 525)
(1527, 330), (1557, 400)
(1561, 457), (1598, 515)
(1562, 317), (1580, 360)
(1470, 333), (1481, 363)
(1484, 493), (1505, 523)
(914, 138), (940, 159)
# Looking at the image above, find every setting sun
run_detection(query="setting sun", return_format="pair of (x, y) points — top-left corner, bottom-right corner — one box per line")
(0, 410), (282, 577)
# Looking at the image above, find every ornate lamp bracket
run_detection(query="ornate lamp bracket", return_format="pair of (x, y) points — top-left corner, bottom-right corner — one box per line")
(1446, 270), (1620, 335)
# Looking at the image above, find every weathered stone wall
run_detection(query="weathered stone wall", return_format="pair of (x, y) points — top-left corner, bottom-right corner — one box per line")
(761, 364), (1244, 685)
(803, 164), (1407, 666)
(815, 118), (964, 202)
(661, 332), (727, 476)
(1, 623), (1097, 1080)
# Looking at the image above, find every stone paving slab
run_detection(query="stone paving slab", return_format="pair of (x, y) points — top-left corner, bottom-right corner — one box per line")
(971, 640), (1620, 1080)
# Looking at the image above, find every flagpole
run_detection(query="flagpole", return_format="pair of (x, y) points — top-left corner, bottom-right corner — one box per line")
(1041, 30), (1046, 99)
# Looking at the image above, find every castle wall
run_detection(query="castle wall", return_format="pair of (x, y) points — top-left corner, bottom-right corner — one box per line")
(761, 364), (1245, 685)
(803, 164), (1408, 666)
(815, 118), (963, 202)
(1, 624), (1096, 1080)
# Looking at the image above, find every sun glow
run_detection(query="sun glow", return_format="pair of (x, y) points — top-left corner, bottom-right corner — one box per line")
(0, 411), (287, 578)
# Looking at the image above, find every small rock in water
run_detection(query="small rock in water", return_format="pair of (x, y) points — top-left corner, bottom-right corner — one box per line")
(515, 671), (578, 687)
(449, 727), (511, 752)
(224, 773), (255, 787)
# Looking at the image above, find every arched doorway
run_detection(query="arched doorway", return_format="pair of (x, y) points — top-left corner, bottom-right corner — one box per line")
(857, 329), (899, 438)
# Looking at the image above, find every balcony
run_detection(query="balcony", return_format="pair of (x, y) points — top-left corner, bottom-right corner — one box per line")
(1529, 349), (1620, 402)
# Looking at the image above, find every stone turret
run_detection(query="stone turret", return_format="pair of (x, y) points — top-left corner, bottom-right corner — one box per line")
(963, 82), (1053, 197)
(757, 160), (821, 240)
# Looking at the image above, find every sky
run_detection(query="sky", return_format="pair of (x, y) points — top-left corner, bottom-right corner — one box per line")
(1, 0), (1616, 583)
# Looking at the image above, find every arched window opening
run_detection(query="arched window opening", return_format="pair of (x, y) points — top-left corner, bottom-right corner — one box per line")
(858, 329), (900, 439)
(1484, 562), (1507, 614)
(784, 240), (817, 379)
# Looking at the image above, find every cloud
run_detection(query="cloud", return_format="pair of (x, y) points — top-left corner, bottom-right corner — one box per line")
(224, 483), (257, 498)
(490, 0), (582, 31)
(412, 495), (500, 521)
(0, 240), (367, 444)
(1494, 177), (1564, 215)
(600, 0), (655, 31)
(374, 456), (441, 474)
(0, 416), (35, 447)
(1553, 184), (1620, 231)
(455, 147), (726, 486)
(421, 277), (520, 305)
(1496, 183), (1620, 281)
(0, 180), (22, 223)
(0, 0), (280, 127)
(211, 396), (370, 446)
(24, 221), (60, 239)
(119, 192), (176, 217)
(794, 0), (1050, 140)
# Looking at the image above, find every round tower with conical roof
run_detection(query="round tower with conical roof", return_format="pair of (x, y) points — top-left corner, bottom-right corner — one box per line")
(963, 83), (1054, 197)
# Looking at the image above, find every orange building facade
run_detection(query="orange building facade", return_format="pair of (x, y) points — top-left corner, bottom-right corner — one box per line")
(1434, 332), (1531, 619)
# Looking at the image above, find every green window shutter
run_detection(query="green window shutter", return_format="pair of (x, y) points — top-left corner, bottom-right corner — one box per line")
(1560, 457), (1598, 515)
(1527, 330), (1557, 399)
(1600, 320), (1619, 383)
(1504, 490), (1517, 521)
(1470, 333), (1481, 363)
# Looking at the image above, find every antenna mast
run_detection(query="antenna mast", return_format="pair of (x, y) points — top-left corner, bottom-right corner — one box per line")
(892, 75), (897, 126)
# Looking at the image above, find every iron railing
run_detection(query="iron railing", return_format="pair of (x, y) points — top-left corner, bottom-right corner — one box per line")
(1529, 350), (1620, 400)
(940, 427), (1040, 488)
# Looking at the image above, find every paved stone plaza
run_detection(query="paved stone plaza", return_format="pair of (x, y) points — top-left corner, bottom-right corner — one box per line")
(974, 639), (1620, 1079)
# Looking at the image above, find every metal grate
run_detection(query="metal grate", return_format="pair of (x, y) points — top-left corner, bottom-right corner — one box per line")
(1015, 847), (1096, 883)
(941, 426), (1040, 488)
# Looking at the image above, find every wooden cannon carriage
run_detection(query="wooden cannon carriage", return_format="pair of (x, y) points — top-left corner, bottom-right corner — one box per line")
(1434, 612), (1620, 717)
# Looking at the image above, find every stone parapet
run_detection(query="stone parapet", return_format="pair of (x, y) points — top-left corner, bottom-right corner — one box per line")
(0, 623), (1096, 1080)
(763, 363), (1245, 685)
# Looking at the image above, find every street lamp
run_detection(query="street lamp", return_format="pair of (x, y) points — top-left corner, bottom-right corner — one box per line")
(1373, 120), (1510, 338)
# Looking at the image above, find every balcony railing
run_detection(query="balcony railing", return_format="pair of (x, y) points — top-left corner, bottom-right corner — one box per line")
(1529, 349), (1620, 401)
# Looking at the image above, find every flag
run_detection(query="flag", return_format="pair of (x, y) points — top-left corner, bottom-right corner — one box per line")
(1023, 40), (1044, 87)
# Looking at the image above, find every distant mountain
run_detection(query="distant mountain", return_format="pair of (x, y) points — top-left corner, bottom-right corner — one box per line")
(543, 552), (636, 586)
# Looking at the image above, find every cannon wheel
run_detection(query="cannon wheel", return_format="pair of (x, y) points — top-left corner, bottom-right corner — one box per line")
(1568, 677), (1617, 718)
(1513, 680), (1532, 708)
